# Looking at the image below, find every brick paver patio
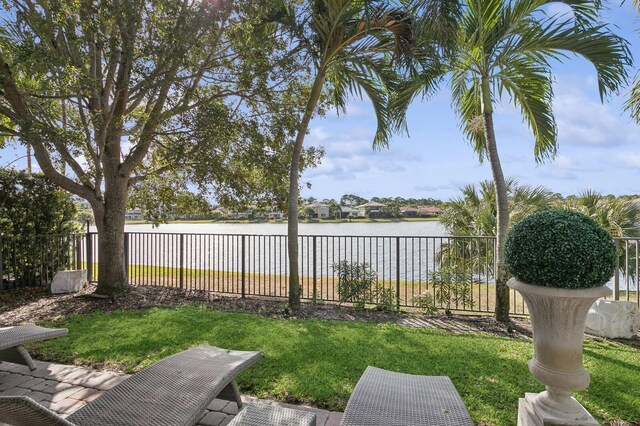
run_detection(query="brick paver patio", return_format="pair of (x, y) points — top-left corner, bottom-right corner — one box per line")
(0, 360), (343, 426)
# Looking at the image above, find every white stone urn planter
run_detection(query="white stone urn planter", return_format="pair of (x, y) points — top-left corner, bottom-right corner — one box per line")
(508, 278), (611, 425)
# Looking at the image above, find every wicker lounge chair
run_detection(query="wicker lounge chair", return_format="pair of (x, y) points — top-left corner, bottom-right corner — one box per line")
(228, 403), (316, 426)
(340, 366), (474, 426)
(0, 325), (68, 371)
(0, 344), (262, 426)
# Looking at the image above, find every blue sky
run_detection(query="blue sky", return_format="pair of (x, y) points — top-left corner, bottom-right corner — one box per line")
(301, 2), (640, 202)
(1, 2), (640, 203)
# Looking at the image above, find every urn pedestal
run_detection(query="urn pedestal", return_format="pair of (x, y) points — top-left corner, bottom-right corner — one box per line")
(508, 278), (611, 426)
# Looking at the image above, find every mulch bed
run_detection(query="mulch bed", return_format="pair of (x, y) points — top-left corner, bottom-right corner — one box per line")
(1, 284), (638, 348)
(0, 283), (529, 337)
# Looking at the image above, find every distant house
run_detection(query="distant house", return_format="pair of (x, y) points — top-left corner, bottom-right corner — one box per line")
(417, 206), (442, 217)
(230, 209), (250, 219)
(212, 207), (229, 218)
(400, 207), (418, 218)
(356, 201), (385, 218)
(125, 208), (143, 221)
(267, 207), (285, 220)
(307, 203), (330, 219)
(340, 206), (359, 218)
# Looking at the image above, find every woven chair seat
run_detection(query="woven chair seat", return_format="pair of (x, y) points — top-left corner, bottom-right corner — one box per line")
(228, 403), (316, 426)
(0, 325), (68, 371)
(340, 366), (474, 426)
(0, 345), (262, 426)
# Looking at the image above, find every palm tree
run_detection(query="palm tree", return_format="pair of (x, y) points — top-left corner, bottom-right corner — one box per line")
(561, 190), (640, 239)
(409, 0), (630, 322)
(283, 0), (417, 312)
(562, 190), (640, 278)
(439, 178), (553, 278)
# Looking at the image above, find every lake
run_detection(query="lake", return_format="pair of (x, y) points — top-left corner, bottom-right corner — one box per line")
(118, 220), (448, 236)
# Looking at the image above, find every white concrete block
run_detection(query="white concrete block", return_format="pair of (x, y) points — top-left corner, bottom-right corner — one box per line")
(585, 299), (640, 339)
(51, 270), (86, 294)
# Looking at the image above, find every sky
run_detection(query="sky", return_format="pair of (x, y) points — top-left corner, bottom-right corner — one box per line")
(1, 2), (640, 203)
(300, 2), (640, 202)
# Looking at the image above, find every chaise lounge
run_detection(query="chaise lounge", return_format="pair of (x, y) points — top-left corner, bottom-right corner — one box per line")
(340, 366), (474, 426)
(0, 325), (69, 371)
(0, 345), (262, 426)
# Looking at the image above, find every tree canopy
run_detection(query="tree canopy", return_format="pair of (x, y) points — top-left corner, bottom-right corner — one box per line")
(0, 0), (321, 295)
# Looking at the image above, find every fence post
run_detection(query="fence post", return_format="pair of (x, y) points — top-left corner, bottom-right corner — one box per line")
(179, 234), (185, 290)
(312, 236), (317, 303)
(396, 237), (401, 310)
(241, 235), (246, 298)
(124, 232), (130, 283)
(75, 235), (82, 270)
(0, 235), (4, 293)
(86, 223), (93, 283)
(613, 256), (620, 301)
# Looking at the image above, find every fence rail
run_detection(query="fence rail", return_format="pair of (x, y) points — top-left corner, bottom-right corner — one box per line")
(0, 234), (85, 292)
(2, 232), (638, 314)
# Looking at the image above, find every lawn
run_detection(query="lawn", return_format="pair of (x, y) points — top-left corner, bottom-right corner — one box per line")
(30, 306), (639, 425)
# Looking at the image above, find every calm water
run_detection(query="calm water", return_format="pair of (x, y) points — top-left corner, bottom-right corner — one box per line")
(119, 220), (448, 236)
(105, 220), (476, 286)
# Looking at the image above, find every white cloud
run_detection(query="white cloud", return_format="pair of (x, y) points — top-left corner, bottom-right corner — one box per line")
(304, 124), (422, 182)
(552, 80), (640, 147)
(610, 152), (640, 169)
(538, 154), (601, 180)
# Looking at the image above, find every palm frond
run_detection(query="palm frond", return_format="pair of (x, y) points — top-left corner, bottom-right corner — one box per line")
(497, 56), (557, 163)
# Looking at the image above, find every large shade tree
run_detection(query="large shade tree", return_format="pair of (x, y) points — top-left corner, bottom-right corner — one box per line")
(407, 0), (630, 322)
(0, 0), (318, 296)
(282, 0), (418, 312)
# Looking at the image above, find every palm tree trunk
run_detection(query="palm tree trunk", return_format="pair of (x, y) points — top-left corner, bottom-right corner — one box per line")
(287, 71), (326, 313)
(481, 77), (510, 323)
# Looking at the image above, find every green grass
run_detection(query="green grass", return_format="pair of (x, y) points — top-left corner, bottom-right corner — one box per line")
(29, 306), (639, 425)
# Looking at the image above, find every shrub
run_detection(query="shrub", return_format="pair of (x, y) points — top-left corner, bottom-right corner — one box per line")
(504, 210), (617, 289)
(430, 266), (474, 315)
(334, 261), (376, 309)
(371, 284), (398, 312)
(0, 170), (80, 287)
(333, 261), (398, 311)
(412, 292), (437, 315)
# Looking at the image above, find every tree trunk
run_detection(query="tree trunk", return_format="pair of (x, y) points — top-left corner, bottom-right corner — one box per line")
(481, 77), (510, 324)
(287, 71), (325, 313)
(92, 178), (129, 296)
(26, 144), (31, 174)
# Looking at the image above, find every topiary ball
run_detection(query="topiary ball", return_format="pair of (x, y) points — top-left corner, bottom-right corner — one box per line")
(504, 210), (617, 289)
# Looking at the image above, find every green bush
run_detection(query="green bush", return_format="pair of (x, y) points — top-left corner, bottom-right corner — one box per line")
(0, 169), (80, 286)
(333, 261), (398, 311)
(412, 292), (437, 315)
(504, 210), (617, 289)
(371, 284), (398, 312)
(334, 261), (377, 309)
(430, 266), (474, 315)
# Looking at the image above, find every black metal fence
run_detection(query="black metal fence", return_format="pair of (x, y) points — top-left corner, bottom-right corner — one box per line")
(2, 232), (638, 314)
(0, 234), (85, 291)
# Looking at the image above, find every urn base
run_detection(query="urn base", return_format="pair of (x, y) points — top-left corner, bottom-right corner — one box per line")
(518, 392), (598, 426)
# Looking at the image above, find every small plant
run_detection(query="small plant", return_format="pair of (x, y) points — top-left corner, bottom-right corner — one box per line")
(333, 260), (377, 309)
(371, 284), (398, 312)
(504, 210), (617, 288)
(412, 292), (437, 315)
(430, 266), (474, 316)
